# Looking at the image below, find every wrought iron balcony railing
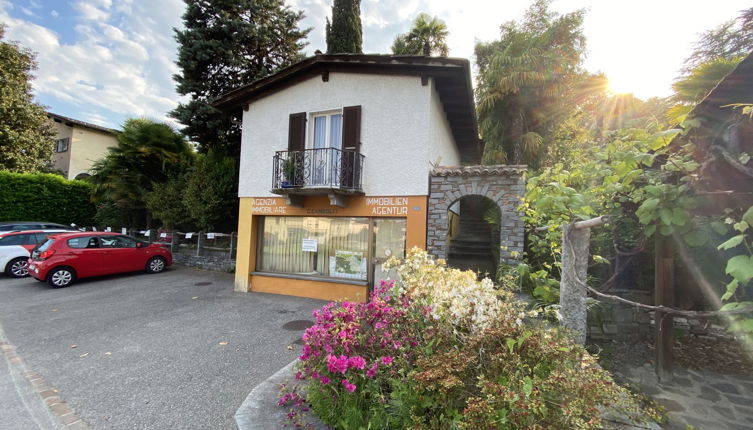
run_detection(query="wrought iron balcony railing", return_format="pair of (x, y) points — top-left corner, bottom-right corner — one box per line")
(272, 148), (364, 193)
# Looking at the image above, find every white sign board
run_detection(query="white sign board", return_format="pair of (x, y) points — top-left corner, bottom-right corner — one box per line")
(105, 227), (111, 232)
(159, 232), (167, 238)
(144, 230), (150, 236)
(302, 238), (318, 252)
(185, 232), (193, 239)
(121, 228), (127, 235)
(207, 233), (216, 239)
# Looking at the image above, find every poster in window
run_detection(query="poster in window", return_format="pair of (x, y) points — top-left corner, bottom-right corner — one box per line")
(329, 250), (366, 279)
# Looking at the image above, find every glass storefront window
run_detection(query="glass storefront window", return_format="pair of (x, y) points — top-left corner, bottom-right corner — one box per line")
(259, 216), (370, 280)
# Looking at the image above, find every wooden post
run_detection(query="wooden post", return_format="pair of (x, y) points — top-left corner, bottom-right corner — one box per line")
(196, 231), (203, 257)
(655, 233), (674, 382)
(560, 223), (592, 345)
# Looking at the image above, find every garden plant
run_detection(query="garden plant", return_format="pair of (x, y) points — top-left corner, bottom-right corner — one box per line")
(280, 248), (662, 429)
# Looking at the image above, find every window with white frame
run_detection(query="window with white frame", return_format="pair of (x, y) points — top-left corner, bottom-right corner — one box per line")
(55, 138), (70, 153)
(310, 110), (343, 149)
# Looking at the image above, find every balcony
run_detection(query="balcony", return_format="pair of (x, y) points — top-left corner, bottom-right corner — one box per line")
(272, 148), (365, 207)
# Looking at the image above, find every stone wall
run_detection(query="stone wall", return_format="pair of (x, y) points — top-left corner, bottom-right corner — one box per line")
(587, 290), (732, 342)
(427, 165), (526, 266)
(173, 253), (235, 272)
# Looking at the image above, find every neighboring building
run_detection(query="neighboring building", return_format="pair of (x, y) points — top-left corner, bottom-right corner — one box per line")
(47, 113), (119, 180)
(213, 54), (524, 301)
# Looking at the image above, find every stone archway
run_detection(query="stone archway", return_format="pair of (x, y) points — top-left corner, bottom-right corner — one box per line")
(427, 165), (526, 267)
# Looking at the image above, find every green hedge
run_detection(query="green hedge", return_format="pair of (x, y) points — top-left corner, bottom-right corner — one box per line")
(0, 171), (95, 226)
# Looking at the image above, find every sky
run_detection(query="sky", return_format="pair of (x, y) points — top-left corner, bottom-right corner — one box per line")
(0, 0), (750, 130)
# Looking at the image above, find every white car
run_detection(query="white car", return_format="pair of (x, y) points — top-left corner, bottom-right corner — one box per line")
(0, 230), (67, 278)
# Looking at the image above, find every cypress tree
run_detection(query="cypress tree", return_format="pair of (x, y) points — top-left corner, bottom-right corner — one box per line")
(325, 0), (362, 54)
(171, 0), (310, 155)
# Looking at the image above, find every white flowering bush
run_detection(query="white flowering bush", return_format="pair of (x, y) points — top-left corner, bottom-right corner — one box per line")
(383, 247), (528, 332)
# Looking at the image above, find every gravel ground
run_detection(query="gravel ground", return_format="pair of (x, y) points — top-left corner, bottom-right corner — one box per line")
(0, 266), (325, 429)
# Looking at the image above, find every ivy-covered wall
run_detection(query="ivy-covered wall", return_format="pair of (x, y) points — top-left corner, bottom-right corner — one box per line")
(0, 171), (95, 226)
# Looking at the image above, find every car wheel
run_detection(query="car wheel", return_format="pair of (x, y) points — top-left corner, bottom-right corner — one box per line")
(5, 257), (29, 278)
(47, 267), (75, 288)
(146, 256), (167, 274)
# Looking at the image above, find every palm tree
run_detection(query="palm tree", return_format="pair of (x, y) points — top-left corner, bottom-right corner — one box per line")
(89, 118), (193, 226)
(391, 13), (449, 57)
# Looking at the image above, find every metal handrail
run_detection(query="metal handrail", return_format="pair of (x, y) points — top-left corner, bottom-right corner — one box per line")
(272, 147), (364, 191)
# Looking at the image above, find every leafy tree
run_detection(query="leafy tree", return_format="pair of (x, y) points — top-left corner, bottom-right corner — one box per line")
(668, 7), (753, 123)
(171, 0), (310, 155)
(325, 0), (362, 54)
(89, 118), (193, 227)
(145, 174), (190, 230)
(474, 0), (590, 168)
(183, 150), (238, 232)
(683, 7), (753, 72)
(0, 25), (55, 173)
(391, 13), (449, 56)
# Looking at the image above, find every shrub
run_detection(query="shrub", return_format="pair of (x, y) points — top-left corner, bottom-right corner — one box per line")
(283, 250), (662, 429)
(0, 170), (95, 225)
(384, 248), (529, 332)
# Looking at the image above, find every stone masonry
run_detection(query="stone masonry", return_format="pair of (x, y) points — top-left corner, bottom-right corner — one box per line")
(428, 165), (526, 266)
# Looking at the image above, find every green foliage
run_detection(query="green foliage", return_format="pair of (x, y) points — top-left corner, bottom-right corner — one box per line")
(0, 26), (55, 173)
(171, 0), (309, 154)
(89, 118), (192, 226)
(682, 7), (753, 72)
(391, 13), (449, 56)
(475, 0), (593, 168)
(672, 57), (741, 105)
(0, 171), (94, 226)
(184, 150), (238, 231)
(291, 255), (662, 429)
(144, 174), (190, 229)
(325, 0), (362, 54)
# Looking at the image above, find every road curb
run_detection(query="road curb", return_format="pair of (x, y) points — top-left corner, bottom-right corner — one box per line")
(0, 329), (88, 430)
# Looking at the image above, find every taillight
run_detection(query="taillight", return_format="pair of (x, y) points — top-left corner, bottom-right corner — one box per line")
(39, 250), (56, 260)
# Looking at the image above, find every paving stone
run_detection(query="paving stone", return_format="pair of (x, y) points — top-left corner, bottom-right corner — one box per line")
(655, 398), (686, 412)
(711, 405), (735, 419)
(712, 382), (741, 395)
(699, 385), (722, 402)
(671, 376), (694, 388)
(684, 416), (723, 429)
(725, 394), (752, 406)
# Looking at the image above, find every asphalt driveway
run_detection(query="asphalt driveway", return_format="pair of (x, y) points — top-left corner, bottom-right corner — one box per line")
(0, 266), (325, 429)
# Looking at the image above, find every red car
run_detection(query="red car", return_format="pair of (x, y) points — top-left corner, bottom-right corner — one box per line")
(28, 232), (172, 288)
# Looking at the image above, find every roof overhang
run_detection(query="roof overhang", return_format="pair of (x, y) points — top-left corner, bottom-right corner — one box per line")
(212, 54), (482, 163)
(47, 112), (118, 135)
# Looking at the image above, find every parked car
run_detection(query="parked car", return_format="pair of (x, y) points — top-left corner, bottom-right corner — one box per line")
(28, 232), (172, 288)
(0, 221), (76, 232)
(0, 230), (68, 278)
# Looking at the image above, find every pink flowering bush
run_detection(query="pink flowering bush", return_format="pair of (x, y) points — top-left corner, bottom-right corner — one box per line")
(291, 280), (441, 428)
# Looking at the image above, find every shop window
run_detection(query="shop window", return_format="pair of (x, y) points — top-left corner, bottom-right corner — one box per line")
(259, 216), (370, 280)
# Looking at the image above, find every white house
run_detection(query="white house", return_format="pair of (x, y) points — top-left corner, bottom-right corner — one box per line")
(213, 54), (486, 301)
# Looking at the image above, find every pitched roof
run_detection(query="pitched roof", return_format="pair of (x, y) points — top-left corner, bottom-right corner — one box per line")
(47, 112), (119, 135)
(689, 51), (753, 121)
(212, 54), (481, 163)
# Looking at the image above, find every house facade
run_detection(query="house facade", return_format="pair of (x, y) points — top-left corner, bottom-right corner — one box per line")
(214, 55), (522, 302)
(48, 113), (118, 180)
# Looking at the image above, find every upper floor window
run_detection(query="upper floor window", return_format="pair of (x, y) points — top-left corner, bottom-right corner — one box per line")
(55, 138), (70, 153)
(310, 111), (343, 150)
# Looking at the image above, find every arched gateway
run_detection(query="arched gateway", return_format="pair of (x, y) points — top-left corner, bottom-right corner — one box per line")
(427, 165), (526, 269)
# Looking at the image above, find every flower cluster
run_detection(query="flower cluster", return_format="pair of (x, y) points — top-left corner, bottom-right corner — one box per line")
(296, 280), (430, 398)
(384, 247), (525, 332)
